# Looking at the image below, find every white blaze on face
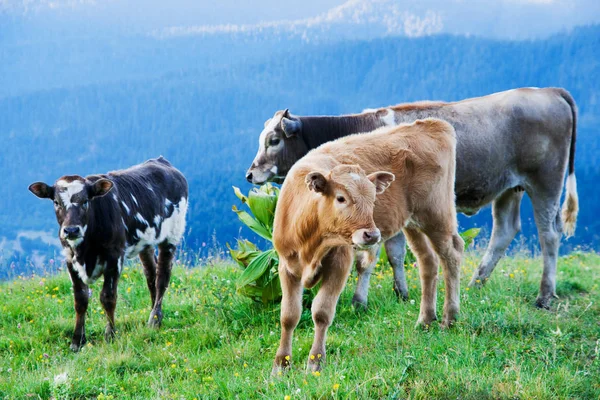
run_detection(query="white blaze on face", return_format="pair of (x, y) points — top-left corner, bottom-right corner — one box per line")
(254, 113), (283, 164)
(56, 180), (85, 209)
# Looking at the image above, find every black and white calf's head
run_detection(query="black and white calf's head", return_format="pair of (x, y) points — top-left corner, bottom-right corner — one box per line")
(246, 109), (308, 185)
(29, 176), (114, 247)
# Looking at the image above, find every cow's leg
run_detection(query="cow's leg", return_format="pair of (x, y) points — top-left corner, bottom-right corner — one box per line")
(528, 187), (563, 309)
(385, 232), (409, 300)
(67, 263), (89, 352)
(403, 227), (439, 327)
(469, 189), (523, 286)
(100, 257), (121, 342)
(272, 259), (303, 376)
(351, 245), (379, 310)
(427, 230), (464, 328)
(139, 246), (157, 307)
(307, 246), (353, 372)
(148, 242), (175, 328)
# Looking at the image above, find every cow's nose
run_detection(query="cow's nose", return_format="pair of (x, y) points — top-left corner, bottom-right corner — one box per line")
(246, 171), (253, 183)
(63, 226), (81, 238)
(362, 229), (381, 245)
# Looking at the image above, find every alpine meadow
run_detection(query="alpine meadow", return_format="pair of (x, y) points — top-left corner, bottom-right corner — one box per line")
(1, 0), (600, 399)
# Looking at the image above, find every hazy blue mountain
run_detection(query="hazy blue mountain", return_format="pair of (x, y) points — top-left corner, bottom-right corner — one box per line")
(1, 25), (599, 277)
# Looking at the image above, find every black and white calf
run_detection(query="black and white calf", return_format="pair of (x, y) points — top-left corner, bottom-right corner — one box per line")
(29, 157), (188, 351)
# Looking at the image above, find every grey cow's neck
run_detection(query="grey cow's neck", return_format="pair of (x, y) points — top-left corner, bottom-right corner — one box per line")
(298, 114), (383, 149)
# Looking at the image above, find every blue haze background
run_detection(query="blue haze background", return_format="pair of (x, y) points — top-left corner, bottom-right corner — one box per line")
(1, 0), (599, 277)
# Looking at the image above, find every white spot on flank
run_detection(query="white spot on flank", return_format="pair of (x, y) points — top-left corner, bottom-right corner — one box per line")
(349, 173), (361, 181)
(381, 109), (396, 126)
(270, 166), (278, 175)
(56, 180), (85, 209)
(124, 197), (188, 259)
(131, 195), (138, 206)
(154, 215), (162, 226)
(135, 213), (148, 226)
(121, 201), (130, 214)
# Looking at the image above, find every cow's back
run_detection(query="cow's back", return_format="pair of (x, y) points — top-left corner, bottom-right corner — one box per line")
(107, 158), (189, 258)
(388, 88), (574, 212)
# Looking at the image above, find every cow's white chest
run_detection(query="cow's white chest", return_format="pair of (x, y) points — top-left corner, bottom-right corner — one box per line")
(72, 259), (105, 285)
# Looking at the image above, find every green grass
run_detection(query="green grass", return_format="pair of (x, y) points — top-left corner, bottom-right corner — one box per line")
(0, 252), (599, 399)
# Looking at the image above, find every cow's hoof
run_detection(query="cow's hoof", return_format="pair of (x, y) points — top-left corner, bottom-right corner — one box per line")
(415, 315), (437, 329)
(351, 296), (368, 312)
(271, 357), (291, 377)
(468, 276), (488, 288)
(307, 360), (323, 373)
(147, 310), (163, 328)
(393, 285), (409, 301)
(535, 295), (557, 310)
(104, 326), (116, 342)
(70, 337), (86, 352)
(440, 317), (457, 329)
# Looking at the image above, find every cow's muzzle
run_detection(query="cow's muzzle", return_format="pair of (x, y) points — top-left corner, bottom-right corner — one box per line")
(352, 228), (381, 248)
(246, 167), (275, 185)
(62, 225), (82, 240)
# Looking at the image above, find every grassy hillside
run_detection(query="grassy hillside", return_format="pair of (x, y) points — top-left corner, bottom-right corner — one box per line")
(0, 252), (599, 399)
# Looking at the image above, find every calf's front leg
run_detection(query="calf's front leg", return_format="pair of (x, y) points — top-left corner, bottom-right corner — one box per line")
(100, 257), (121, 342)
(67, 263), (89, 352)
(307, 246), (353, 372)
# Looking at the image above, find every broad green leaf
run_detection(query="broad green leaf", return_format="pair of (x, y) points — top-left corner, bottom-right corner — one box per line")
(460, 227), (481, 249)
(261, 277), (282, 304)
(232, 186), (248, 203)
(232, 206), (272, 241)
(247, 187), (278, 229)
(236, 249), (277, 289)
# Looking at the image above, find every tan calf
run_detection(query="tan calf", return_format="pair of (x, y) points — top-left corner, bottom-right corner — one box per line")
(272, 118), (463, 374)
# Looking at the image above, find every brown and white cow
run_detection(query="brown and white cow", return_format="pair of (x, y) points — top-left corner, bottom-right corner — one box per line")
(29, 157), (188, 351)
(272, 119), (463, 373)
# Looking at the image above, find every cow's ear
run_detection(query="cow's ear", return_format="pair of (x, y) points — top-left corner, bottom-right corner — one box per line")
(281, 116), (301, 138)
(29, 182), (54, 199)
(89, 179), (114, 198)
(367, 171), (395, 195)
(306, 171), (328, 194)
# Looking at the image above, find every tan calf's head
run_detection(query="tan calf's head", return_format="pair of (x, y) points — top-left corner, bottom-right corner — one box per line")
(305, 165), (394, 248)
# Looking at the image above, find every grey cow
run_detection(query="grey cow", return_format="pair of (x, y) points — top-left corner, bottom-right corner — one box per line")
(246, 87), (578, 309)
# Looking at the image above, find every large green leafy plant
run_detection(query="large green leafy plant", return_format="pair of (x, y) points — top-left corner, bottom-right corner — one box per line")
(228, 184), (282, 303)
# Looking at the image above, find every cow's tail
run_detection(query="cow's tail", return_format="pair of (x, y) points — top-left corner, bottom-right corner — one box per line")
(558, 89), (578, 238)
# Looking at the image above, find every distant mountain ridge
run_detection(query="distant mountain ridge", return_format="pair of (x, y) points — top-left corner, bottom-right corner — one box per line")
(154, 0), (443, 40)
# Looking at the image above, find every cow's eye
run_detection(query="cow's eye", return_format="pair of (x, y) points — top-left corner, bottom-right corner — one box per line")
(53, 200), (60, 207)
(81, 201), (88, 208)
(336, 196), (346, 204)
(269, 138), (281, 146)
